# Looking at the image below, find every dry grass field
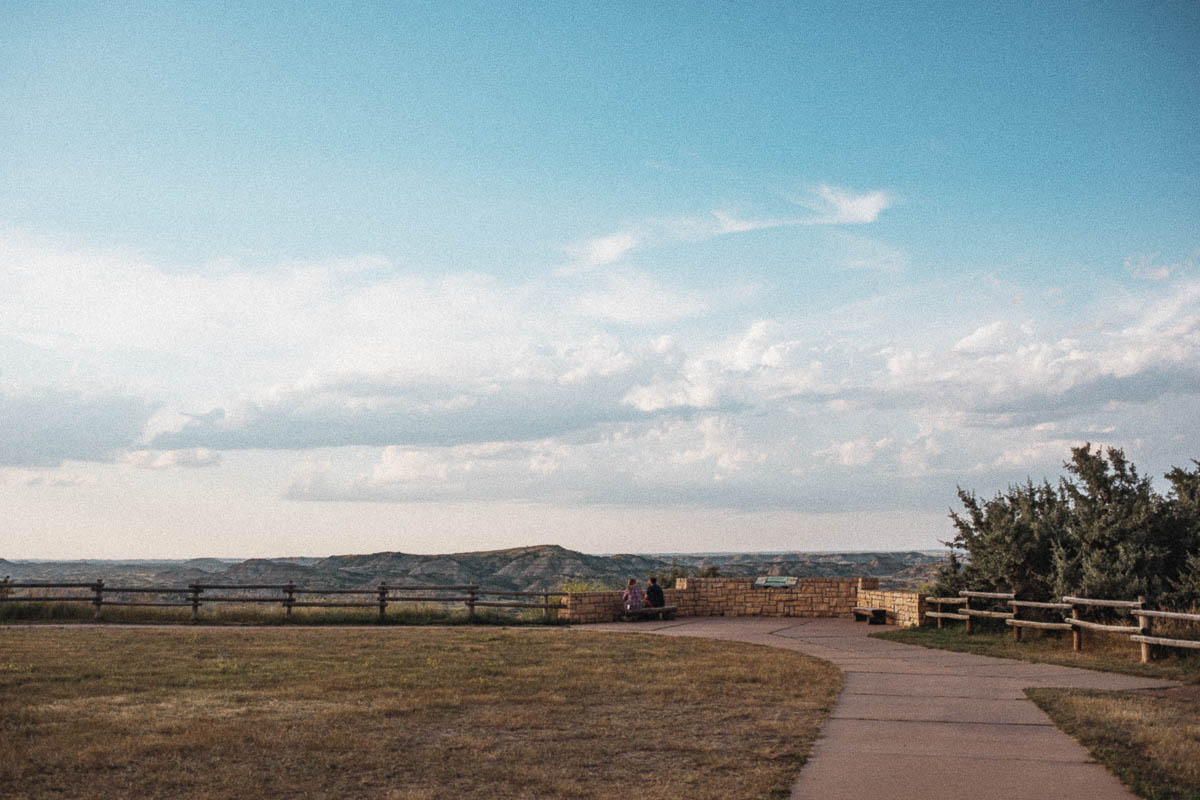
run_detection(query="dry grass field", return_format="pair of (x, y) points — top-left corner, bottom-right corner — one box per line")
(0, 626), (841, 799)
(1027, 687), (1200, 800)
(874, 625), (1200, 684)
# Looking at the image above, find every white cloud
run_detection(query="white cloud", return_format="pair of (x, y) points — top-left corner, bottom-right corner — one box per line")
(622, 379), (717, 413)
(562, 183), (893, 273)
(555, 335), (635, 384)
(1125, 251), (1196, 282)
(953, 321), (1032, 354)
(5, 232), (1199, 524)
(814, 438), (878, 467)
(666, 416), (758, 473)
(575, 231), (640, 267)
(799, 184), (893, 224)
(120, 448), (222, 470)
(570, 271), (709, 325)
(710, 211), (780, 235)
(372, 447), (452, 483)
(286, 415), (772, 506)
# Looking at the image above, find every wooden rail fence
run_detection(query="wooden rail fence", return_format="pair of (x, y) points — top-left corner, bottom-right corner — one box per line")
(0, 578), (565, 623)
(928, 587), (1200, 663)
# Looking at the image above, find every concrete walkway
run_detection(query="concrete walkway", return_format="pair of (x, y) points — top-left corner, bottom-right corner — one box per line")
(587, 616), (1177, 800)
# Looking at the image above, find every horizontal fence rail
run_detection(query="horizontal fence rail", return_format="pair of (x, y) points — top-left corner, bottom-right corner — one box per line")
(928, 588), (1200, 663)
(0, 578), (566, 624)
(958, 590), (1014, 634)
(925, 596), (968, 627)
(1131, 608), (1200, 661)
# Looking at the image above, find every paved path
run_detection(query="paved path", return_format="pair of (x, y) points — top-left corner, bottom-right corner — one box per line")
(587, 617), (1177, 800)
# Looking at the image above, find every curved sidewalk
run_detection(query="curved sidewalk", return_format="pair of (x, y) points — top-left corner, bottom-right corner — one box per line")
(587, 617), (1176, 800)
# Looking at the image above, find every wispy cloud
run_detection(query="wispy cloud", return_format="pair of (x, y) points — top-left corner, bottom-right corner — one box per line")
(564, 184), (893, 269)
(800, 184), (893, 224)
(0, 467), (95, 488)
(1125, 250), (1197, 282)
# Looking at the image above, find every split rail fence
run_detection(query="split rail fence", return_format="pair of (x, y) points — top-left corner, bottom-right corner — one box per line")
(0, 579), (565, 623)
(925, 589), (1200, 664)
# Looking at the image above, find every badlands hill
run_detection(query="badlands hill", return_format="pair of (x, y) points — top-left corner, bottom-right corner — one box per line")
(3, 545), (944, 592)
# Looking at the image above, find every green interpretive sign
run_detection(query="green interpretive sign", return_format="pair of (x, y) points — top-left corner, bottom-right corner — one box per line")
(753, 576), (798, 589)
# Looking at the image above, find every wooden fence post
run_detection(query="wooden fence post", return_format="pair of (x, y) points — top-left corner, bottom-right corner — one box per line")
(964, 594), (973, 634)
(284, 582), (295, 620)
(466, 585), (477, 623)
(1137, 596), (1152, 664)
(190, 584), (201, 622)
(378, 584), (387, 621)
(542, 592), (550, 622)
(936, 599), (943, 629)
(1012, 600), (1022, 642)
(1072, 603), (1082, 652)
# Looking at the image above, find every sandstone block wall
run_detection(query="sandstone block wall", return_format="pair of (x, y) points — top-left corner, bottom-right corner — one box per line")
(559, 586), (714, 623)
(856, 589), (926, 627)
(673, 577), (876, 618)
(561, 577), (883, 623)
(560, 591), (623, 623)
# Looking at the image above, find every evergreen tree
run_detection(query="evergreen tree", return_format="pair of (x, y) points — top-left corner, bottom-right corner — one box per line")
(1060, 445), (1172, 602)
(1165, 461), (1200, 607)
(946, 479), (1069, 600)
(937, 445), (1200, 606)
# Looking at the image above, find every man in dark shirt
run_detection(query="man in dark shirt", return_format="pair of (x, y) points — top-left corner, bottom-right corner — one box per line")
(644, 576), (665, 608)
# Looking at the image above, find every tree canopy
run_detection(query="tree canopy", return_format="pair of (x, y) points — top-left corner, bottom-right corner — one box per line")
(937, 445), (1200, 606)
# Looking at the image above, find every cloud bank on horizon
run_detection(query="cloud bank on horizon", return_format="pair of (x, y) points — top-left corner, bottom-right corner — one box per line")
(1, 3), (1197, 557)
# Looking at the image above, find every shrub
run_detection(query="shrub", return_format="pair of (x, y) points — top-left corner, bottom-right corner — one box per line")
(939, 445), (1200, 605)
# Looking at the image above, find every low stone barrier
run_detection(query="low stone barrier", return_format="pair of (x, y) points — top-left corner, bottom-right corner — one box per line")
(560, 591), (623, 623)
(856, 589), (926, 627)
(561, 577), (878, 623)
(674, 577), (876, 618)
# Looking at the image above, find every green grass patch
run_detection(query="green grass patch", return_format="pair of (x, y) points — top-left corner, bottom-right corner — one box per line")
(873, 624), (1200, 684)
(0, 626), (840, 799)
(1027, 687), (1200, 800)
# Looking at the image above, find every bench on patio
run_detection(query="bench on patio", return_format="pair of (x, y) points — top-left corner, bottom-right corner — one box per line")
(622, 605), (678, 621)
(852, 606), (888, 625)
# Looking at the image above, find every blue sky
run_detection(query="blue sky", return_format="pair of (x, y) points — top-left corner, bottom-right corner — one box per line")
(2, 2), (1198, 558)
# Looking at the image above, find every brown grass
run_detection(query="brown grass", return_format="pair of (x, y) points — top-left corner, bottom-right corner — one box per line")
(1027, 686), (1200, 800)
(0, 626), (840, 799)
(874, 624), (1200, 684)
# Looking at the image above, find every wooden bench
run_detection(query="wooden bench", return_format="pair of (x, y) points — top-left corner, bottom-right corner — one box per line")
(622, 605), (678, 621)
(852, 606), (888, 625)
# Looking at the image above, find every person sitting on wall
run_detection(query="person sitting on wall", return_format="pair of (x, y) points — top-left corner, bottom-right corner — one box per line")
(622, 578), (644, 612)
(644, 576), (665, 608)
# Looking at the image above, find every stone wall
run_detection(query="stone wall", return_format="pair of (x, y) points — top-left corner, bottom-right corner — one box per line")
(856, 589), (926, 627)
(673, 577), (876, 618)
(559, 575), (883, 623)
(560, 591), (624, 623)
(562, 577), (878, 623)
